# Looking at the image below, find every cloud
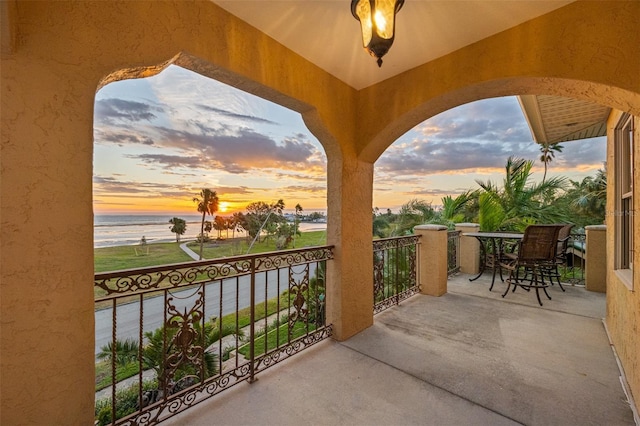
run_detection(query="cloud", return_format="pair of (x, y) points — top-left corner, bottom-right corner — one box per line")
(377, 139), (535, 175)
(377, 97), (606, 178)
(418, 97), (532, 143)
(405, 187), (474, 197)
(551, 137), (607, 170)
(134, 127), (321, 174)
(279, 185), (326, 194)
(94, 128), (155, 146)
(198, 186), (252, 195)
(132, 154), (203, 169)
(195, 104), (277, 125)
(95, 98), (162, 124)
(93, 175), (177, 195)
(271, 170), (326, 182)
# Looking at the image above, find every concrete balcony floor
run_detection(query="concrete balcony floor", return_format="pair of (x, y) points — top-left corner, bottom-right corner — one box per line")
(164, 273), (635, 425)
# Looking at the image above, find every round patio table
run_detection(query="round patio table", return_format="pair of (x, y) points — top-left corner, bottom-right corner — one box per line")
(463, 232), (523, 291)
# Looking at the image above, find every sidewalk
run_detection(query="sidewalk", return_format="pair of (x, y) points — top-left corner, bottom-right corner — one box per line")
(179, 242), (200, 260)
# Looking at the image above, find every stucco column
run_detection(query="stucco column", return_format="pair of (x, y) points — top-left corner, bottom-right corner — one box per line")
(1, 54), (96, 422)
(414, 225), (448, 296)
(325, 154), (374, 341)
(585, 225), (607, 293)
(455, 223), (480, 275)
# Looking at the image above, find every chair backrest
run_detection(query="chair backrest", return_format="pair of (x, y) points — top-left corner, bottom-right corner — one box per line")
(519, 225), (564, 261)
(557, 223), (574, 240)
(556, 223), (574, 258)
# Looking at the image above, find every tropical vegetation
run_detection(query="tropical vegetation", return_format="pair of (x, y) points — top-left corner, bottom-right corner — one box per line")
(193, 188), (219, 259)
(168, 217), (187, 242)
(372, 156), (606, 236)
(539, 142), (564, 182)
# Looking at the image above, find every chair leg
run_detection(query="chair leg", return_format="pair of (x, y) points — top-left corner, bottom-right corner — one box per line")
(535, 287), (543, 306)
(554, 265), (566, 291)
(544, 264), (566, 292)
(502, 269), (515, 298)
(542, 285), (552, 301)
(532, 271), (545, 306)
(515, 267), (531, 292)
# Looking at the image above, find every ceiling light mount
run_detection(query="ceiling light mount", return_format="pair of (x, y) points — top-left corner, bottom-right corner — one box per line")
(351, 0), (404, 67)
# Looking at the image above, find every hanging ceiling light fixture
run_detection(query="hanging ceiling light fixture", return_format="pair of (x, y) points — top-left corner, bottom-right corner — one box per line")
(351, 0), (404, 67)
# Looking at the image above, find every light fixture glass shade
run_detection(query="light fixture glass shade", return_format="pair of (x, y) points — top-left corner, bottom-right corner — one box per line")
(351, 0), (404, 67)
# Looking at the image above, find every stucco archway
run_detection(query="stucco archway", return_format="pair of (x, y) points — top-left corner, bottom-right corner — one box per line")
(360, 77), (640, 164)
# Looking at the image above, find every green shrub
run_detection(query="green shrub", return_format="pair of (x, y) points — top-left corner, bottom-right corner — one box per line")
(95, 380), (157, 426)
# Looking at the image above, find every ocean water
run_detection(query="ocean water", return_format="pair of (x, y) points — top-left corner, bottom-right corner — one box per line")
(94, 214), (326, 248)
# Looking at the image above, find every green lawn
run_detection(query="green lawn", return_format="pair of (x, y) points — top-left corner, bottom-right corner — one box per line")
(185, 230), (327, 259)
(94, 230), (327, 273)
(237, 321), (314, 358)
(94, 242), (193, 273)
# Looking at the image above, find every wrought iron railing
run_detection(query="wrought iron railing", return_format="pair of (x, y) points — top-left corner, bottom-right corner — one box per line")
(94, 246), (333, 425)
(373, 235), (420, 314)
(447, 230), (461, 276)
(562, 232), (586, 285)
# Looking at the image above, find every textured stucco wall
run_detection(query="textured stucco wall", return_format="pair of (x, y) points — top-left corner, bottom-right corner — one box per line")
(606, 110), (640, 413)
(1, 13), (98, 425)
(1, 0), (639, 423)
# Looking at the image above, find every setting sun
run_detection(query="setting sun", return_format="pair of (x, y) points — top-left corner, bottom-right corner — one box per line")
(219, 201), (229, 213)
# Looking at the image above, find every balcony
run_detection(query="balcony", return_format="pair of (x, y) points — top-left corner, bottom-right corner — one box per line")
(161, 272), (633, 425)
(95, 230), (634, 425)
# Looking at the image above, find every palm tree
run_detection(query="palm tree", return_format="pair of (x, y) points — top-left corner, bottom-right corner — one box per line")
(231, 212), (243, 239)
(392, 199), (436, 235)
(436, 190), (478, 227)
(559, 167), (607, 227)
(539, 142), (564, 182)
(293, 203), (303, 247)
(476, 156), (568, 231)
(142, 321), (219, 394)
(204, 220), (213, 238)
(97, 338), (139, 366)
(372, 207), (391, 238)
(213, 216), (226, 239)
(168, 217), (187, 243)
(193, 189), (219, 259)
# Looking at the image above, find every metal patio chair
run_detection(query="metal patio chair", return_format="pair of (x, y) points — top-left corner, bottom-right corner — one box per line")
(499, 224), (564, 306)
(543, 223), (574, 291)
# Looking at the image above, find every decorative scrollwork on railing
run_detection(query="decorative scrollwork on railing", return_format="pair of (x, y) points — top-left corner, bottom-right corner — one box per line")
(125, 364), (254, 426)
(408, 249), (417, 286)
(288, 266), (310, 339)
(373, 235), (420, 252)
(254, 247), (333, 272)
(162, 290), (206, 392)
(253, 326), (332, 374)
(95, 246), (333, 296)
(372, 235), (420, 315)
(447, 230), (461, 275)
(373, 252), (385, 301)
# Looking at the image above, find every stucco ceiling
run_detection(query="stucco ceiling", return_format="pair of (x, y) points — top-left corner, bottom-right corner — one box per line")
(213, 0), (575, 90)
(214, 1), (608, 144)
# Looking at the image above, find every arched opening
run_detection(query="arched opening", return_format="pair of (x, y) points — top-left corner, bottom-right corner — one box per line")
(92, 62), (332, 424)
(373, 95), (607, 232)
(94, 63), (328, 236)
(360, 77), (639, 164)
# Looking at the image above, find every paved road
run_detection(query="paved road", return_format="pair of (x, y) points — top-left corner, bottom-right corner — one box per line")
(95, 265), (316, 355)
